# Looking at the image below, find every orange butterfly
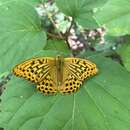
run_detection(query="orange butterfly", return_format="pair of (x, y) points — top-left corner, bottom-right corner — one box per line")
(13, 56), (98, 95)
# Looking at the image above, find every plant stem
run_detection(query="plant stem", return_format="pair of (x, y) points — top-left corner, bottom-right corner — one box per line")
(65, 18), (75, 49)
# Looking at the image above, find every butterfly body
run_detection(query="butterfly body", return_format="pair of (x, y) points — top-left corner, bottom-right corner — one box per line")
(13, 56), (98, 95)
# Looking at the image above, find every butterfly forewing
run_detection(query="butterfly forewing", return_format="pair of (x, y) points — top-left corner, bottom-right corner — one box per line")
(59, 58), (98, 94)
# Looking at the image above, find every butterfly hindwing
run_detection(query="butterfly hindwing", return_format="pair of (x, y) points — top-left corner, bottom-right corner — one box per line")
(37, 74), (57, 95)
(59, 74), (82, 94)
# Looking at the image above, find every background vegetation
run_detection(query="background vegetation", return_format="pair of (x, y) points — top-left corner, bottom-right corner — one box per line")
(0, 0), (130, 130)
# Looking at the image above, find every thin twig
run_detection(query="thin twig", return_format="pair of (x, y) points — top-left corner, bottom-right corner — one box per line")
(64, 18), (75, 49)
(66, 18), (74, 37)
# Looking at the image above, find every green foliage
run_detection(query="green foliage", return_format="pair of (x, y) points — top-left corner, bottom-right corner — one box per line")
(1, 53), (130, 130)
(44, 40), (70, 53)
(0, 1), (46, 73)
(96, 0), (130, 36)
(117, 43), (130, 71)
(0, 0), (130, 130)
(56, 0), (108, 29)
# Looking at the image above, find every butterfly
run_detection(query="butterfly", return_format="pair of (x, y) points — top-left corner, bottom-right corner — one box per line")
(13, 56), (98, 95)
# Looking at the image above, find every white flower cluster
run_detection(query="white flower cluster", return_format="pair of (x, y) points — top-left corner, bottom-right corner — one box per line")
(68, 35), (84, 50)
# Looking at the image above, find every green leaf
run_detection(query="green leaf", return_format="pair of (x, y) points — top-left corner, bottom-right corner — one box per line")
(0, 1), (46, 73)
(117, 43), (130, 71)
(44, 40), (70, 53)
(76, 12), (99, 29)
(0, 0), (46, 6)
(1, 52), (130, 130)
(21, 0), (48, 5)
(96, 0), (130, 36)
(56, 0), (108, 29)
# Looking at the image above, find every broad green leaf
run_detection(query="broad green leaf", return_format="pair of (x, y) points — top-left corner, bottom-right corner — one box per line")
(76, 12), (99, 29)
(44, 40), (70, 53)
(1, 51), (130, 130)
(117, 43), (130, 71)
(96, 0), (130, 36)
(20, 0), (48, 5)
(0, 0), (46, 6)
(0, 1), (46, 73)
(31, 50), (66, 57)
(56, 0), (108, 29)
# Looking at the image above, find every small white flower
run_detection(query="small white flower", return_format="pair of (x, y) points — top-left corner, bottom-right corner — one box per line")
(72, 45), (78, 50)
